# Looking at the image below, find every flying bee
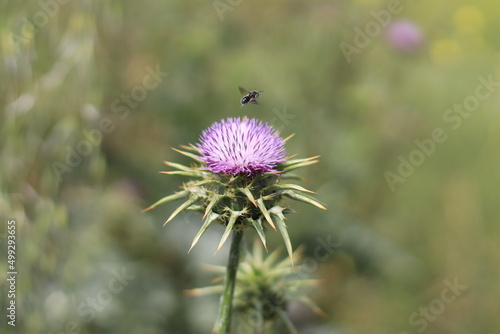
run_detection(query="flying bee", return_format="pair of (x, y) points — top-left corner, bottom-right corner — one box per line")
(239, 87), (263, 106)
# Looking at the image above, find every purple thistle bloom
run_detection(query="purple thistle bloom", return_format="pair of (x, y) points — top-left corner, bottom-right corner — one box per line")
(385, 20), (424, 53)
(198, 117), (286, 176)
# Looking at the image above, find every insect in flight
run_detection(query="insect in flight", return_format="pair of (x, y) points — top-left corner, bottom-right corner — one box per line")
(239, 87), (263, 106)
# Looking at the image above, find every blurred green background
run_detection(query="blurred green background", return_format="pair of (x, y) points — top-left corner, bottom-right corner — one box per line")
(1, 0), (499, 333)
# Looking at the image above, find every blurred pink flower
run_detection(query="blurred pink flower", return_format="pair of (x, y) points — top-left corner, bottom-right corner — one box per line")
(385, 20), (424, 53)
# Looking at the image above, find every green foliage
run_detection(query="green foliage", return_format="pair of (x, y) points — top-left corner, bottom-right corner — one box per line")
(1, 1), (499, 333)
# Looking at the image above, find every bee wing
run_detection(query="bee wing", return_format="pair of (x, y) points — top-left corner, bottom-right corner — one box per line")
(250, 99), (259, 105)
(239, 86), (248, 95)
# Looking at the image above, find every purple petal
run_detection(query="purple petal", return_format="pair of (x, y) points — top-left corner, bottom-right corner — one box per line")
(198, 117), (286, 176)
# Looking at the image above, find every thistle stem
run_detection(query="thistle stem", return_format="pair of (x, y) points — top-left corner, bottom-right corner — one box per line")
(216, 229), (244, 334)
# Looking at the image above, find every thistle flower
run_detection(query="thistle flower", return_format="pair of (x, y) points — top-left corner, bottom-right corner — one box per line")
(144, 117), (325, 260)
(199, 117), (286, 176)
(385, 20), (424, 53)
(186, 239), (325, 333)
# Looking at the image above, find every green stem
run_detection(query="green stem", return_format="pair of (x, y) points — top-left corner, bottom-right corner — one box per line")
(216, 229), (244, 334)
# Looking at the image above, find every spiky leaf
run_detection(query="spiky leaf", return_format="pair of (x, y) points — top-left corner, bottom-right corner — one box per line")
(248, 218), (267, 249)
(280, 173), (304, 181)
(281, 190), (326, 210)
(164, 197), (200, 225)
(163, 161), (193, 172)
(256, 197), (276, 230)
(296, 295), (328, 318)
(184, 285), (224, 296)
(265, 183), (314, 193)
(216, 210), (241, 252)
(160, 171), (202, 177)
(281, 156), (320, 172)
(270, 206), (293, 263)
(282, 160), (319, 172)
(276, 309), (299, 334)
(260, 247), (285, 273)
(238, 187), (257, 206)
(185, 205), (204, 213)
(187, 179), (225, 188)
(281, 156), (320, 168)
(180, 144), (201, 152)
(172, 147), (203, 163)
(189, 211), (221, 252)
(142, 189), (190, 212)
(203, 194), (221, 219)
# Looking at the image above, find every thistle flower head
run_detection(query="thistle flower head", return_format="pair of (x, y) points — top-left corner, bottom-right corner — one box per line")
(198, 117), (286, 176)
(145, 117), (325, 258)
(385, 20), (424, 53)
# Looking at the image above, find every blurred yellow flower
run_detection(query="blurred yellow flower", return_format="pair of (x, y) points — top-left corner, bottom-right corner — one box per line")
(453, 6), (484, 34)
(431, 39), (462, 65)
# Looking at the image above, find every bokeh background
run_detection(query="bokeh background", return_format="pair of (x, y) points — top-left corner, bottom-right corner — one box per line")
(1, 1), (499, 333)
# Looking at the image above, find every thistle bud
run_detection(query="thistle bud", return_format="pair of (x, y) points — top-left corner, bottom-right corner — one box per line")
(186, 239), (326, 332)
